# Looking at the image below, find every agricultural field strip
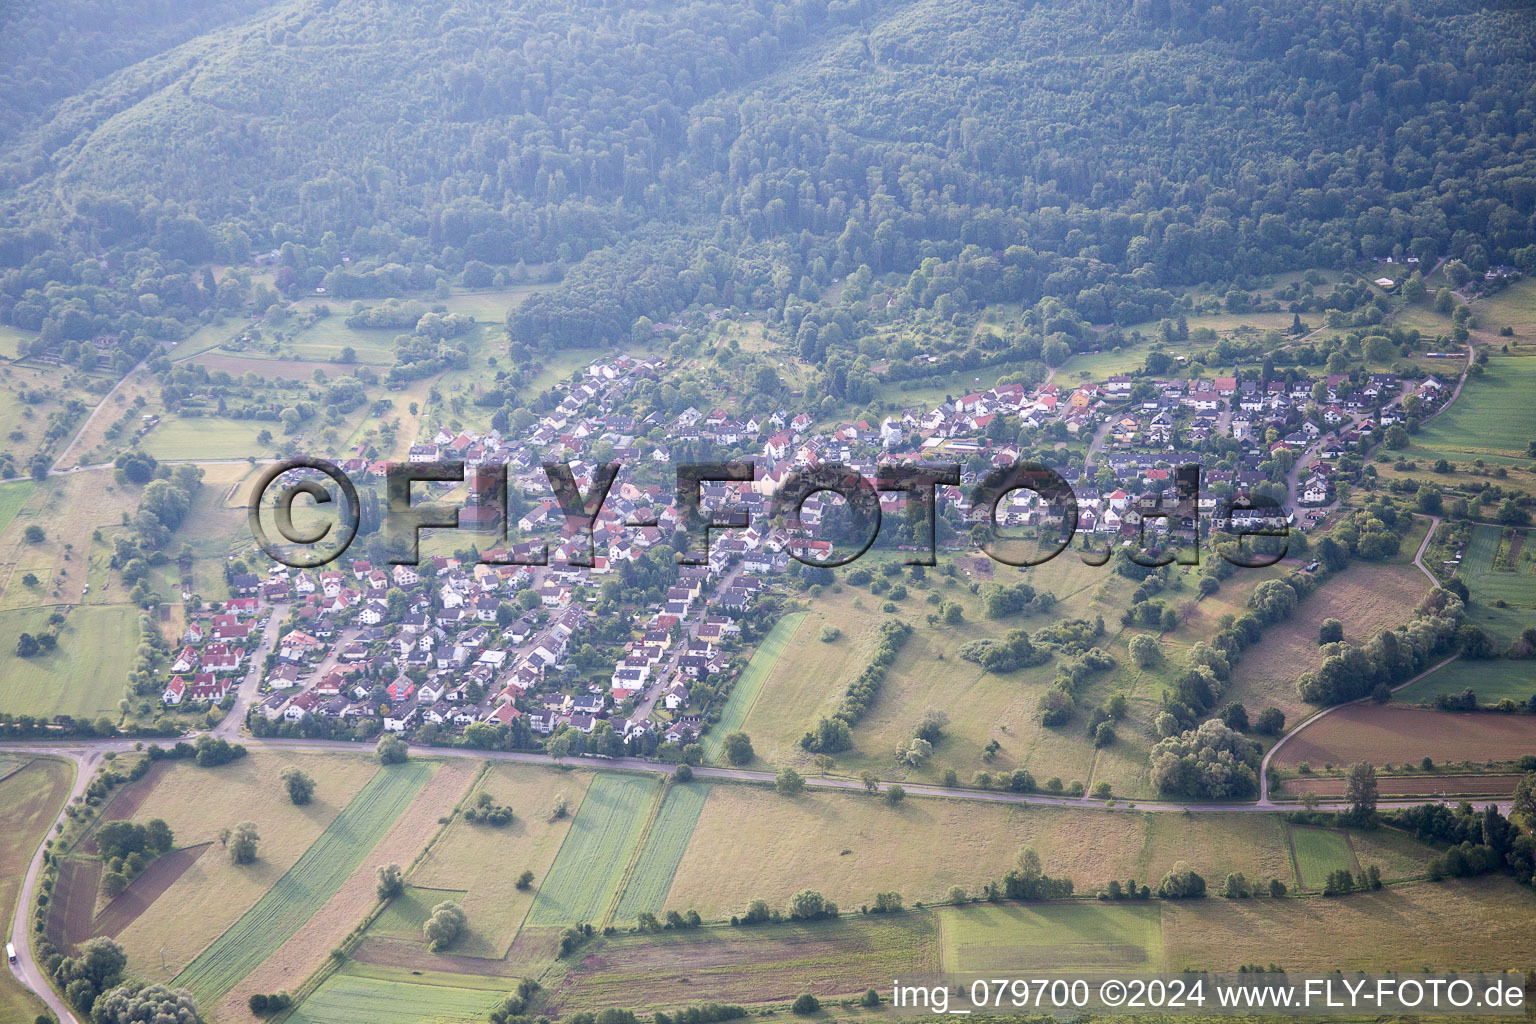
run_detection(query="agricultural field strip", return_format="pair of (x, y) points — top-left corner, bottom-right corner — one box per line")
(702, 613), (805, 763)
(1288, 827), (1356, 890)
(612, 782), (712, 922)
(287, 966), (504, 1024)
(524, 773), (661, 927)
(170, 762), (432, 1004)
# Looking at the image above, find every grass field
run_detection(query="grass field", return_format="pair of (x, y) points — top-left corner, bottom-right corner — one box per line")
(288, 964), (506, 1024)
(612, 782), (711, 922)
(0, 470), (142, 610)
(0, 325), (39, 359)
(0, 758), (73, 1024)
(1413, 353), (1536, 464)
(1288, 827), (1356, 890)
(938, 900), (1163, 973)
(701, 613), (804, 763)
(1393, 658), (1536, 705)
(1272, 705), (1536, 771)
(0, 479), (34, 535)
(550, 912), (938, 1012)
(524, 773), (661, 927)
(0, 604), (137, 719)
(369, 885), (468, 940)
(406, 763), (594, 958)
(170, 761), (433, 1004)
(1456, 524), (1536, 643)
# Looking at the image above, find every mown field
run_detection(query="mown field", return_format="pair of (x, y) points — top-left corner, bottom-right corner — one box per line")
(168, 761), (432, 1003)
(612, 782), (711, 923)
(288, 963), (507, 1024)
(664, 787), (1326, 920)
(0, 604), (137, 720)
(548, 912), (938, 1013)
(939, 900), (1163, 973)
(405, 763), (594, 958)
(1271, 705), (1536, 771)
(1287, 827), (1355, 890)
(524, 773), (661, 927)
(700, 613), (803, 763)
(936, 878), (1536, 976)
(1393, 657), (1536, 705)
(0, 758), (73, 1024)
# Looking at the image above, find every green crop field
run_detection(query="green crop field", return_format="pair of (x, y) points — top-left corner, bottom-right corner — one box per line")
(1394, 658), (1536, 705)
(702, 612), (804, 762)
(0, 605), (136, 720)
(613, 782), (711, 922)
(525, 773), (660, 927)
(1455, 525), (1536, 642)
(172, 761), (433, 1004)
(1413, 353), (1536, 464)
(1289, 827), (1356, 890)
(938, 901), (1164, 974)
(289, 964), (505, 1024)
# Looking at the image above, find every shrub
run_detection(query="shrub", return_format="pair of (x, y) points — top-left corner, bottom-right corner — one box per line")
(791, 994), (820, 1015)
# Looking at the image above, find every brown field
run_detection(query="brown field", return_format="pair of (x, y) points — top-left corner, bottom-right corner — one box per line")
(94, 843), (211, 937)
(98, 760), (168, 822)
(215, 759), (479, 1022)
(1272, 706), (1536, 771)
(352, 925), (563, 979)
(1224, 561), (1429, 730)
(49, 857), (102, 951)
(1280, 773), (1526, 799)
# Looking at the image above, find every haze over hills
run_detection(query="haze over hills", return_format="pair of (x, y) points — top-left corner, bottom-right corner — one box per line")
(2, 0), (1535, 359)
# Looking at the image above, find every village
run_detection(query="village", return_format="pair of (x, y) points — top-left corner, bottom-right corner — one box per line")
(157, 348), (1458, 758)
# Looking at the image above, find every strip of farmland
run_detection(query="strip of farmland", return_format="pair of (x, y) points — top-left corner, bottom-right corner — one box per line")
(171, 761), (433, 1004)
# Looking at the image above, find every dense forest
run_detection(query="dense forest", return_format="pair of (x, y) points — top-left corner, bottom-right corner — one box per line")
(1, 0), (1535, 370)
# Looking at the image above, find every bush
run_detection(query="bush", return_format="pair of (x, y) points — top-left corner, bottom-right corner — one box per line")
(792, 994), (820, 1015)
(1157, 862), (1206, 899)
(819, 626), (841, 642)
(424, 901), (467, 951)
(720, 731), (754, 765)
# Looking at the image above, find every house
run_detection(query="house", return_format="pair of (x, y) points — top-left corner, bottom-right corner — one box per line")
(162, 676), (187, 705)
(663, 682), (691, 710)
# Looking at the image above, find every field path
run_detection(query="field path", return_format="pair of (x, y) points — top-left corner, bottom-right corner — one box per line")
(48, 360), (146, 474)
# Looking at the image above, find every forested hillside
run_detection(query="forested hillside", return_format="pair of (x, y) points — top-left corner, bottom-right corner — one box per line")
(1, 0), (1534, 365)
